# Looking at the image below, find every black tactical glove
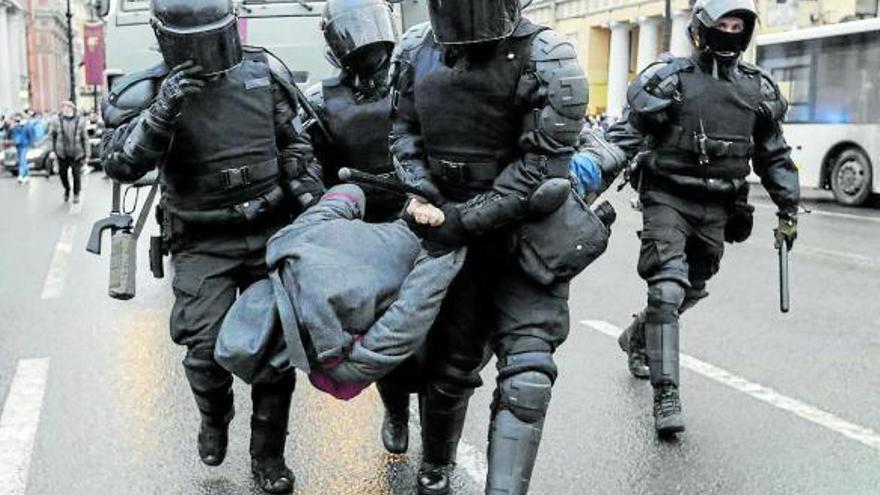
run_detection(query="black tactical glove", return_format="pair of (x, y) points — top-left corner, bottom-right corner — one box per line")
(149, 61), (205, 123)
(421, 204), (468, 256)
(775, 213), (797, 249)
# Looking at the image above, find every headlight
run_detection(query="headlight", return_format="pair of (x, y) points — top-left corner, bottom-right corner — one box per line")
(26, 149), (42, 160)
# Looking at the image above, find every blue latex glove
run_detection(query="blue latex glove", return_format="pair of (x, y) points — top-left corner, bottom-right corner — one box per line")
(570, 153), (603, 196)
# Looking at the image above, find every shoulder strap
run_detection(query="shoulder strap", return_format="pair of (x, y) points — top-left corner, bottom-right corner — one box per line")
(132, 182), (159, 240)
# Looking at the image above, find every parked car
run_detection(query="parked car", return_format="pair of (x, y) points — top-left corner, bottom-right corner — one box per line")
(86, 120), (104, 171)
(3, 134), (56, 177)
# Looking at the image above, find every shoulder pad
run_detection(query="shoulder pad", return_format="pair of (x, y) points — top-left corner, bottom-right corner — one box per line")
(512, 18), (546, 38)
(626, 58), (691, 114)
(103, 63), (167, 127)
(530, 28), (577, 62)
(256, 47), (294, 85)
(304, 82), (325, 113)
(392, 22), (432, 62)
(530, 29), (587, 120)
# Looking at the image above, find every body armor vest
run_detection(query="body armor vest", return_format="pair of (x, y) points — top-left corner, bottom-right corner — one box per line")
(411, 26), (540, 196)
(655, 63), (762, 181)
(163, 52), (279, 210)
(320, 80), (404, 221)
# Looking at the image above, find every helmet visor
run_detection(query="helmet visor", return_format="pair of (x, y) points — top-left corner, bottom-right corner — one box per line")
(155, 15), (243, 75)
(324, 4), (398, 65)
(428, 0), (520, 45)
(698, 0), (757, 23)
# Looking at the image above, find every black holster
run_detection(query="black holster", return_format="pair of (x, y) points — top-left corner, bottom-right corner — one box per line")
(724, 182), (754, 243)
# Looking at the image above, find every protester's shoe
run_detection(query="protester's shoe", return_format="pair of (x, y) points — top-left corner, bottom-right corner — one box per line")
(618, 313), (649, 379)
(653, 384), (685, 436)
(197, 418), (229, 467)
(252, 456), (294, 494)
(417, 462), (452, 495)
(63, 191), (70, 202)
(73, 194), (80, 204)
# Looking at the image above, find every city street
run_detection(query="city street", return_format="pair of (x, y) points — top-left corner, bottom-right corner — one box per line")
(0, 171), (878, 495)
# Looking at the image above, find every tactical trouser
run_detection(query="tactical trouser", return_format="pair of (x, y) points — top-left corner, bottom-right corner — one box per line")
(58, 157), (83, 195)
(420, 235), (570, 494)
(636, 191), (728, 387)
(169, 226), (295, 437)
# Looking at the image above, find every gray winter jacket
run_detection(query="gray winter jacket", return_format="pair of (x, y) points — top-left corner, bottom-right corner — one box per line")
(51, 113), (90, 161)
(216, 185), (465, 394)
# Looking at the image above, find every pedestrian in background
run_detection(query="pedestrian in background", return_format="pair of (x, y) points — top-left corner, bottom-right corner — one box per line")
(50, 101), (90, 203)
(9, 113), (34, 184)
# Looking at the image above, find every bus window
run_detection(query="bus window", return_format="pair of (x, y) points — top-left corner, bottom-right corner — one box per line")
(812, 33), (880, 125)
(121, 0), (149, 11)
(771, 65), (811, 123)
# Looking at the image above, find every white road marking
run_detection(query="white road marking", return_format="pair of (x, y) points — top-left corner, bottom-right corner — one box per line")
(581, 320), (880, 452)
(408, 403), (488, 486)
(753, 201), (880, 224)
(0, 358), (51, 495)
(40, 224), (78, 299)
(67, 172), (90, 216)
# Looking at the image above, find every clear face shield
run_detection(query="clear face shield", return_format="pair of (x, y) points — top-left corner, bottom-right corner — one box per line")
(153, 14), (243, 75)
(323, 3), (398, 67)
(427, 0), (521, 45)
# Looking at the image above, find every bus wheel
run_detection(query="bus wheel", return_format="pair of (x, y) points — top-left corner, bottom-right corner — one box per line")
(830, 148), (872, 206)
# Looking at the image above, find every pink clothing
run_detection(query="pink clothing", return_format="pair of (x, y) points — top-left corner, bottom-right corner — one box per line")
(307, 335), (370, 400)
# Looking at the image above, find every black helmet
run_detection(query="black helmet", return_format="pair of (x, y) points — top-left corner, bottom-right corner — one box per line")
(321, 0), (397, 68)
(689, 0), (758, 59)
(428, 0), (521, 45)
(150, 0), (243, 75)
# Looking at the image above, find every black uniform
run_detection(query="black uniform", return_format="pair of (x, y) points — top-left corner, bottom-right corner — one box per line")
(606, 50), (800, 433)
(391, 18), (587, 494)
(101, 46), (321, 492)
(304, 70), (404, 222)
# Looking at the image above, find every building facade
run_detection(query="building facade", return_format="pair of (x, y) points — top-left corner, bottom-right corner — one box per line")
(0, 0), (31, 115)
(27, 0), (74, 113)
(524, 0), (877, 116)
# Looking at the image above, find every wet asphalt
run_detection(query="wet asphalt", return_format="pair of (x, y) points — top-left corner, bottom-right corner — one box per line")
(0, 171), (878, 495)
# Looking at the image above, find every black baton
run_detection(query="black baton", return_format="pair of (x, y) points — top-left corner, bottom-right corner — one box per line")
(338, 168), (443, 204)
(775, 229), (790, 313)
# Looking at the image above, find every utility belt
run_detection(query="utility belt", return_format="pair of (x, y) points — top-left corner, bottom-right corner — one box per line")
(659, 125), (754, 165)
(159, 185), (289, 252)
(163, 158), (280, 208)
(428, 157), (502, 189)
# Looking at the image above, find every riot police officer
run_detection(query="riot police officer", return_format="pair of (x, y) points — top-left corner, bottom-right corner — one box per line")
(390, 2), (588, 493)
(605, 0), (800, 436)
(303, 0), (413, 454)
(101, 1), (322, 492)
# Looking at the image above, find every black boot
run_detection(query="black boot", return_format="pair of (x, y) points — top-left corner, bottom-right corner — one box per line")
(187, 372), (233, 467)
(653, 384), (685, 436)
(251, 383), (295, 494)
(417, 383), (473, 495)
(377, 382), (410, 454)
(63, 190), (70, 202)
(617, 312), (649, 379)
(198, 411), (232, 466)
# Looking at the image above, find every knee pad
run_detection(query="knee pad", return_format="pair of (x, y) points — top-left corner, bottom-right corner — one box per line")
(646, 280), (686, 323)
(496, 370), (553, 424)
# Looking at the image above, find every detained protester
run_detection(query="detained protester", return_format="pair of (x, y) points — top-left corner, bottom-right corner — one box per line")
(101, 0), (322, 492)
(605, 0), (800, 436)
(388, 2), (622, 493)
(216, 184), (465, 401)
(302, 0), (414, 454)
(50, 101), (90, 203)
